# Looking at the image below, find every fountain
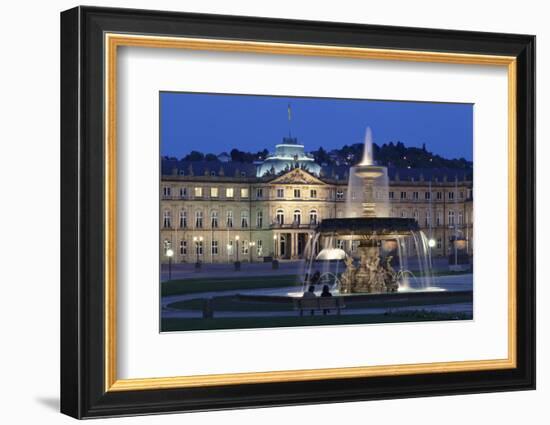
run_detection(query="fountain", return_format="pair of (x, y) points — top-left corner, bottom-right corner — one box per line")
(305, 127), (434, 294)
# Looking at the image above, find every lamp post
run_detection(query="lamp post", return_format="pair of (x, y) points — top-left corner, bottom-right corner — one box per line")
(234, 235), (240, 271)
(193, 236), (203, 270)
(166, 248), (174, 281)
(273, 234), (277, 258)
(249, 241), (255, 263)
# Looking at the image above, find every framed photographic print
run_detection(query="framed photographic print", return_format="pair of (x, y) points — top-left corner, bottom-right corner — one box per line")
(60, 6), (535, 419)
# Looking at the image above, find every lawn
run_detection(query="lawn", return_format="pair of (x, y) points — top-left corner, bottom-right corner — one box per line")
(161, 310), (472, 332)
(161, 274), (302, 297)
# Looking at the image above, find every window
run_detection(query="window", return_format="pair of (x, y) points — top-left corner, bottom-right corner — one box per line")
(194, 187), (203, 197)
(276, 209), (284, 225)
(413, 210), (419, 221)
(226, 187), (234, 198)
(400, 191), (407, 200)
(226, 210), (233, 228)
(437, 238), (442, 249)
(163, 210), (171, 228)
(179, 187), (187, 198)
(310, 189), (317, 198)
(448, 191), (454, 200)
(309, 210), (318, 225)
(468, 189), (473, 199)
(293, 209), (301, 225)
(389, 191), (394, 199)
(181, 241), (190, 258)
(163, 239), (171, 255)
(448, 210), (455, 225)
(210, 187), (218, 198)
(276, 188), (284, 198)
(195, 210), (203, 228)
(294, 189), (301, 198)
(241, 187), (249, 198)
(458, 211), (464, 225)
(211, 211), (218, 228)
(211, 171), (216, 176)
(256, 240), (263, 256)
(211, 240), (218, 255)
(425, 191), (431, 200)
(436, 191), (442, 200)
(465, 212), (469, 224)
(242, 240), (249, 255)
(425, 212), (431, 226)
(227, 240), (234, 255)
(256, 210), (263, 228)
(350, 191), (356, 200)
(459, 191), (464, 199)
(241, 210), (249, 228)
(179, 210), (187, 228)
(337, 240), (344, 250)
(256, 188), (263, 198)
(400, 210), (406, 218)
(436, 211), (442, 226)
(163, 186), (171, 198)
(413, 191), (419, 200)
(336, 190), (344, 200)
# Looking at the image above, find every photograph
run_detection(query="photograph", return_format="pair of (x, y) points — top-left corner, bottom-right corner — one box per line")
(159, 92), (474, 332)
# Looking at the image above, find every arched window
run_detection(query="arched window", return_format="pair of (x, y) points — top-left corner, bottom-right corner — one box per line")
(163, 210), (171, 228)
(309, 210), (318, 225)
(226, 210), (233, 228)
(195, 210), (203, 228)
(211, 210), (218, 228)
(179, 210), (187, 228)
(241, 210), (248, 228)
(448, 210), (455, 226)
(293, 209), (301, 225)
(276, 209), (284, 225)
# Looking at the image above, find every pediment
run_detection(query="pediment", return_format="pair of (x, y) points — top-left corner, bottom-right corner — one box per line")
(270, 168), (326, 185)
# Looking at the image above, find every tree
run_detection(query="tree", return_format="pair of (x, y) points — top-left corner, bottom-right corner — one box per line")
(184, 150), (204, 161)
(204, 153), (218, 161)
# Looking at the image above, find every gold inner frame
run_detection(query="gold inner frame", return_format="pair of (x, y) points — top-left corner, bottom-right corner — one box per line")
(104, 33), (517, 392)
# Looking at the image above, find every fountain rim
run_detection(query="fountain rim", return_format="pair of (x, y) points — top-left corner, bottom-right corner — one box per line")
(316, 217), (420, 237)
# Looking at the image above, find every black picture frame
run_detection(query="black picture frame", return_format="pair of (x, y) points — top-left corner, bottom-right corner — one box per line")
(61, 5), (535, 419)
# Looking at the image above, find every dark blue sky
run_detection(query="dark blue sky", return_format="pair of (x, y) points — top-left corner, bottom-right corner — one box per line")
(160, 92), (473, 161)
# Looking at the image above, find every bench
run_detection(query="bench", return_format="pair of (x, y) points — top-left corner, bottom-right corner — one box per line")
(294, 297), (346, 316)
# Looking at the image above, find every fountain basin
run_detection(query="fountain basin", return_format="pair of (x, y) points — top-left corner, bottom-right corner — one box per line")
(318, 217), (419, 237)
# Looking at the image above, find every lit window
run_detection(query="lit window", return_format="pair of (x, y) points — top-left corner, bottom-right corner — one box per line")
(256, 240), (263, 256)
(242, 240), (249, 255)
(276, 209), (284, 225)
(226, 210), (233, 228)
(241, 211), (248, 228)
(163, 239), (171, 255)
(226, 188), (234, 198)
(294, 189), (301, 198)
(241, 188), (249, 198)
(179, 210), (187, 228)
(276, 188), (284, 198)
(211, 240), (218, 255)
(194, 187), (203, 197)
(310, 189), (317, 198)
(309, 210), (318, 225)
(227, 240), (234, 255)
(211, 211), (218, 228)
(195, 210), (203, 228)
(256, 210), (263, 228)
(211, 187), (218, 198)
(195, 240), (203, 255)
(163, 210), (171, 228)
(293, 209), (301, 225)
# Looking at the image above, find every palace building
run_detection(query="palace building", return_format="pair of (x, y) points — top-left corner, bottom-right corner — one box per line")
(160, 138), (473, 264)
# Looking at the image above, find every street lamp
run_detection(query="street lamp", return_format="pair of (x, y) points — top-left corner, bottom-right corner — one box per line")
(165, 248), (174, 281)
(249, 241), (256, 263)
(193, 236), (203, 270)
(273, 234), (277, 258)
(234, 235), (240, 271)
(428, 238), (436, 248)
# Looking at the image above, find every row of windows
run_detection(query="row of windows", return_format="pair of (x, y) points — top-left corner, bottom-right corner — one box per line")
(163, 186), (323, 200)
(164, 239), (264, 256)
(393, 209), (470, 226)
(162, 208), (322, 229)
(388, 189), (472, 201)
